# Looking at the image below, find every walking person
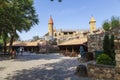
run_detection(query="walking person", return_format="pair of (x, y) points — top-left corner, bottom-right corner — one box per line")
(16, 48), (19, 56)
(19, 47), (24, 56)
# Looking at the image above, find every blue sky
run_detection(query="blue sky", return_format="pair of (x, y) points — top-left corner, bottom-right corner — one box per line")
(18, 0), (120, 40)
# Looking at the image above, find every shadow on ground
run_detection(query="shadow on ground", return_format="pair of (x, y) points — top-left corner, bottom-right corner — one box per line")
(14, 53), (65, 61)
(0, 54), (11, 61)
(0, 53), (64, 61)
(0, 67), (6, 71)
(5, 58), (91, 80)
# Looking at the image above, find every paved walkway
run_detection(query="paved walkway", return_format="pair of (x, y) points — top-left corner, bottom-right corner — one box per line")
(0, 53), (91, 80)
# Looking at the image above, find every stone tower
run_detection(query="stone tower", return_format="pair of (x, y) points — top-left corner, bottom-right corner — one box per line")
(48, 16), (54, 38)
(89, 16), (96, 32)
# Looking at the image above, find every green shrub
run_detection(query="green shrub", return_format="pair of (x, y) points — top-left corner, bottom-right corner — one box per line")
(96, 53), (112, 65)
(95, 50), (103, 59)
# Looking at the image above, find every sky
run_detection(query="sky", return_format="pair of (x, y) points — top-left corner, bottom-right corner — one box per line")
(18, 0), (120, 41)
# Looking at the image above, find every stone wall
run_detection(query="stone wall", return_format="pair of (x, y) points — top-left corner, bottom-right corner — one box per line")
(115, 67), (120, 80)
(115, 50), (120, 67)
(87, 33), (104, 52)
(115, 41), (120, 67)
(87, 27), (120, 80)
(88, 63), (120, 80)
(114, 43), (120, 80)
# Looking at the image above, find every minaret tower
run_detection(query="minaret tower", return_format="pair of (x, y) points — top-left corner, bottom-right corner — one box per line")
(89, 16), (96, 32)
(48, 16), (54, 38)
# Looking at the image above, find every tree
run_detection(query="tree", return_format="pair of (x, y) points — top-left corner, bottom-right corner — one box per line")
(103, 34), (110, 55)
(109, 35), (115, 60)
(111, 16), (120, 28)
(0, 1), (12, 53)
(2, 32), (10, 54)
(9, 0), (38, 52)
(103, 33), (115, 60)
(0, 0), (39, 53)
(102, 16), (120, 31)
(32, 36), (40, 41)
(102, 16), (119, 60)
(102, 20), (110, 31)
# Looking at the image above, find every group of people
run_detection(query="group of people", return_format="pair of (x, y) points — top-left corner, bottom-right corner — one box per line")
(10, 47), (24, 59)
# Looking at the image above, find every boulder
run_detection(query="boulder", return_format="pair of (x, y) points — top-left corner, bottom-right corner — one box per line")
(75, 65), (88, 77)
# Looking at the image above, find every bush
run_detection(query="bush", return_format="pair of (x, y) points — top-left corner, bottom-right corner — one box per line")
(96, 53), (112, 65)
(95, 50), (103, 59)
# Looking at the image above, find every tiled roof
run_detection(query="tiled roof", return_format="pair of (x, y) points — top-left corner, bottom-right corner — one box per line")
(7, 41), (47, 46)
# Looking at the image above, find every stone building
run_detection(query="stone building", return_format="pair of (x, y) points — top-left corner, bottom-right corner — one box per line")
(54, 30), (89, 44)
(47, 16), (89, 43)
(44, 16), (104, 56)
(46, 16), (102, 43)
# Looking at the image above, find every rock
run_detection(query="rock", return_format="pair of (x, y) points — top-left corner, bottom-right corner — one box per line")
(75, 65), (88, 77)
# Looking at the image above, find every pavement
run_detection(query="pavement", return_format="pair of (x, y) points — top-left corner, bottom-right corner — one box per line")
(0, 52), (92, 80)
